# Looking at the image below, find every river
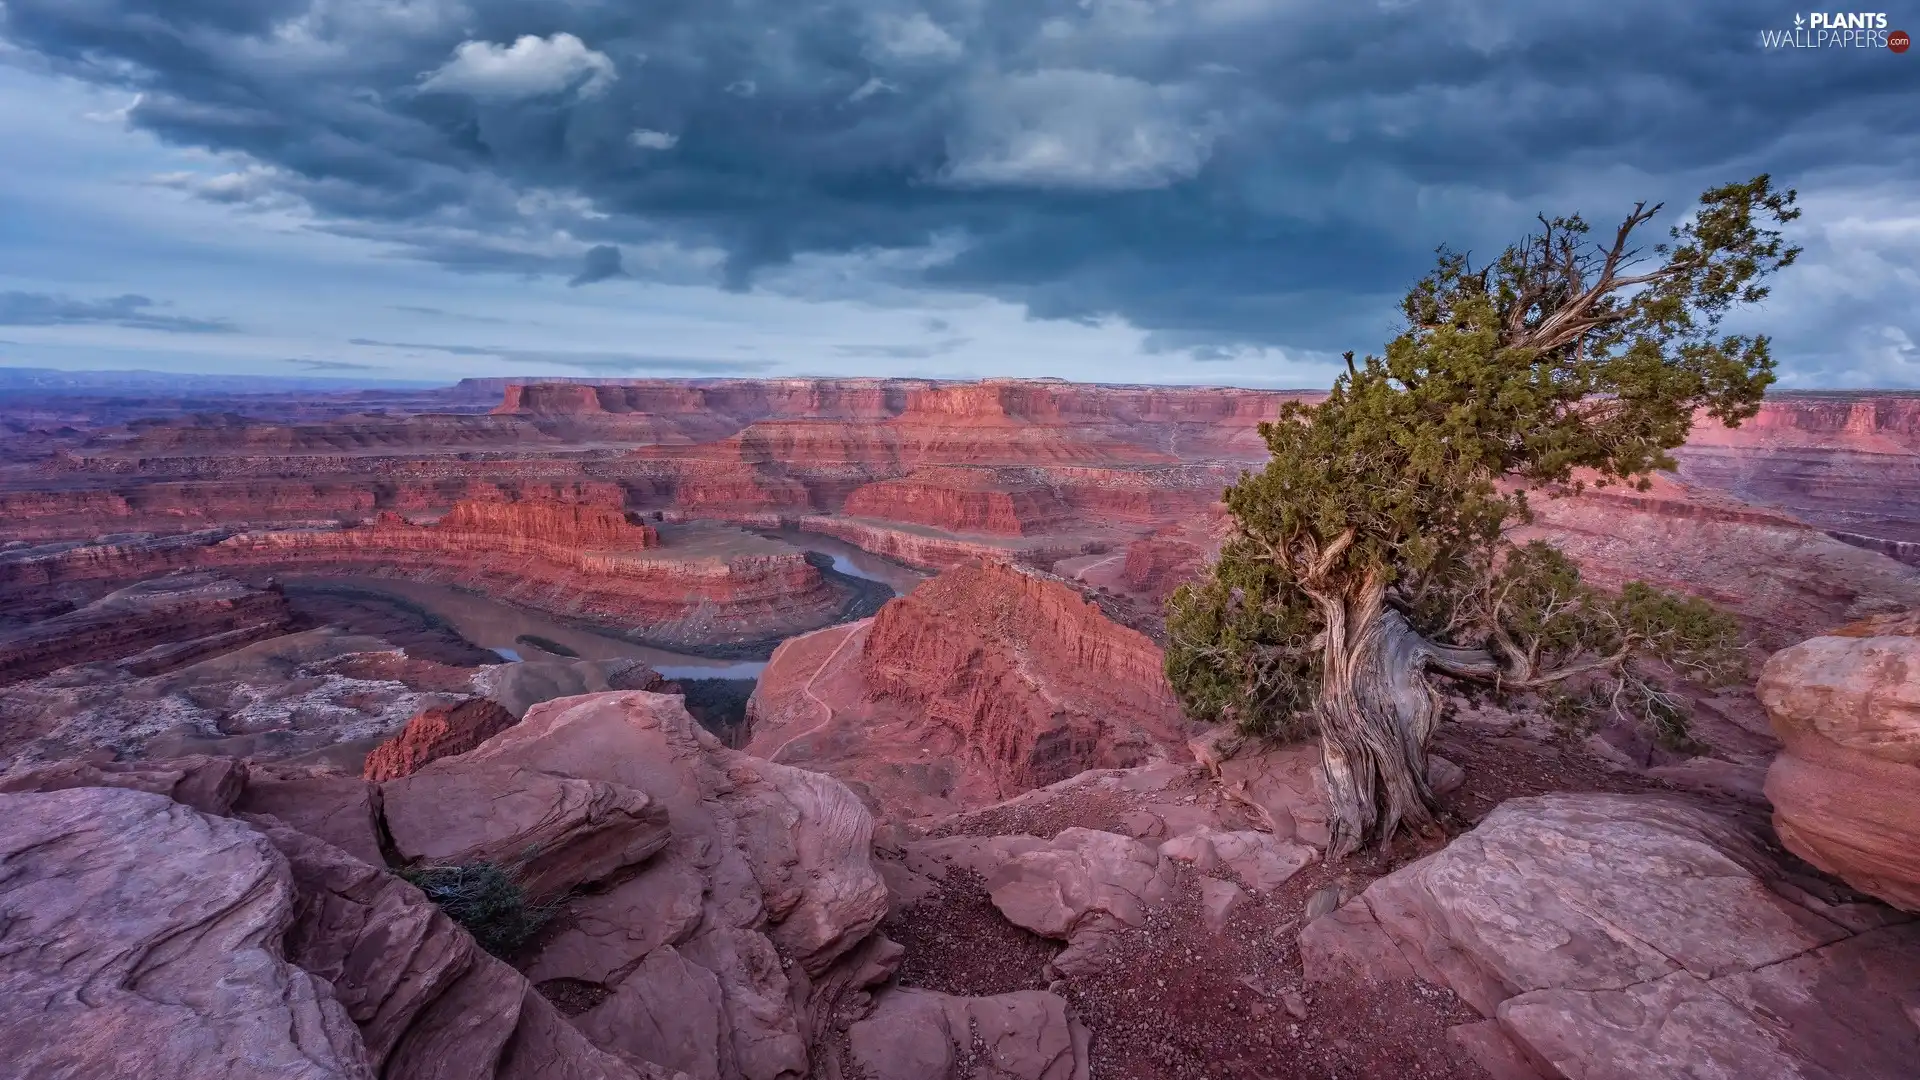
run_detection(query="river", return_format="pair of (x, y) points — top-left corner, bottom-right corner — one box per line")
(286, 527), (925, 681)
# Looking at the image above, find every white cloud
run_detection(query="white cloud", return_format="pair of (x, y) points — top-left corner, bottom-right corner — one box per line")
(849, 77), (898, 103)
(82, 92), (143, 124)
(419, 33), (616, 100)
(630, 128), (679, 150)
(868, 12), (963, 63)
(942, 70), (1218, 191)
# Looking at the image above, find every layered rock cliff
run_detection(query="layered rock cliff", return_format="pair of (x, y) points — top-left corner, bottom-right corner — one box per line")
(2, 500), (859, 651)
(841, 467), (1072, 536)
(0, 573), (294, 686)
(745, 560), (1190, 817)
(1513, 477), (1920, 646)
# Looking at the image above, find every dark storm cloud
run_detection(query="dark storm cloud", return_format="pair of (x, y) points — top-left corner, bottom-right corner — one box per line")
(0, 291), (234, 333)
(569, 244), (628, 287)
(4, 0), (1914, 379)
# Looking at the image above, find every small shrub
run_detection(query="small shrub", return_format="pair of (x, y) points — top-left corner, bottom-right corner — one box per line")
(399, 862), (554, 958)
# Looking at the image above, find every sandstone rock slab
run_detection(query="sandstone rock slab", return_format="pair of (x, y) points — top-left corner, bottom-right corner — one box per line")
(0, 787), (369, 1080)
(0, 752), (247, 814)
(1188, 728), (1332, 846)
(1159, 827), (1316, 893)
(255, 817), (660, 1080)
(1304, 792), (1920, 1080)
(235, 763), (385, 866)
(986, 826), (1175, 976)
(382, 760), (670, 901)
(1199, 876), (1248, 934)
(445, 691), (888, 1079)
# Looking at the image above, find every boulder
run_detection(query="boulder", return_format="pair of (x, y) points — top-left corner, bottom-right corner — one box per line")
(252, 817), (667, 1080)
(234, 763), (385, 866)
(0, 753), (247, 814)
(1300, 793), (1920, 1079)
(381, 761), (670, 901)
(847, 989), (1090, 1080)
(985, 826), (1176, 976)
(452, 691), (889, 1080)
(1199, 877), (1249, 934)
(363, 698), (519, 781)
(1158, 827), (1316, 892)
(0, 787), (368, 1079)
(1758, 625), (1920, 910)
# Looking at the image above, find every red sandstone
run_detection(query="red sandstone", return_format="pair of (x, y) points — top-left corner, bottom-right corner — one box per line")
(362, 697), (519, 781)
(745, 560), (1191, 818)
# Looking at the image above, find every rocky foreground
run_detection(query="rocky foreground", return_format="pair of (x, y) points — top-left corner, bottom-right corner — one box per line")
(2, 605), (1916, 1079)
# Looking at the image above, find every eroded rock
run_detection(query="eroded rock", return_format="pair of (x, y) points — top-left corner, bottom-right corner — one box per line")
(450, 690), (889, 1080)
(382, 761), (670, 901)
(1759, 622), (1920, 911)
(986, 827), (1176, 976)
(0, 787), (368, 1080)
(1301, 792), (1920, 1079)
(0, 752), (247, 814)
(363, 697), (519, 781)
(253, 817), (664, 1080)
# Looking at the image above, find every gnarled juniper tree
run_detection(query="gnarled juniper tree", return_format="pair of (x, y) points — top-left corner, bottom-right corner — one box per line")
(1166, 176), (1799, 859)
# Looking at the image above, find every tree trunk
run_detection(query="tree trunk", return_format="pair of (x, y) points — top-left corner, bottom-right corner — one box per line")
(1313, 585), (1498, 860)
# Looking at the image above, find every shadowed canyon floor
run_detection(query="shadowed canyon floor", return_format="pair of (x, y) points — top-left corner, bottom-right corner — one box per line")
(1, 378), (1917, 1079)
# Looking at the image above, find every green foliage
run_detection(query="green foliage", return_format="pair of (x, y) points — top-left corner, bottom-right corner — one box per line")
(1167, 177), (1793, 746)
(400, 862), (554, 958)
(1165, 536), (1321, 739)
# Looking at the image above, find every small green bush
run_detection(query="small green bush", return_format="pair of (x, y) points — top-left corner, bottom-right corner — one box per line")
(399, 862), (554, 958)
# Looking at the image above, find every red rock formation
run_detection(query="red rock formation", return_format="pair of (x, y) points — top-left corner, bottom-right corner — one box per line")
(1676, 393), (1920, 563)
(796, 514), (1098, 570)
(206, 513), (844, 646)
(842, 467), (1071, 536)
(424, 498), (659, 551)
(361, 697), (519, 782)
(1757, 616), (1920, 911)
(0, 573), (292, 685)
(746, 560), (1190, 817)
(1513, 476), (1920, 647)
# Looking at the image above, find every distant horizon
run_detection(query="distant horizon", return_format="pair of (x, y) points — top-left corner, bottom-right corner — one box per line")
(5, 362), (1918, 400)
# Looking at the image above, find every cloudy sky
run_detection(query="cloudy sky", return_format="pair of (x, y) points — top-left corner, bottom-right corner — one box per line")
(0, 1), (1914, 389)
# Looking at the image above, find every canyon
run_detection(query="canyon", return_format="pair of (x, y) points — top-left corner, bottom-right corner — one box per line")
(1, 376), (1917, 1079)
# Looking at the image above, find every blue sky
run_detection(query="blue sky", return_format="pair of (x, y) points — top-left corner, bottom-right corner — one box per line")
(1, 1), (1915, 389)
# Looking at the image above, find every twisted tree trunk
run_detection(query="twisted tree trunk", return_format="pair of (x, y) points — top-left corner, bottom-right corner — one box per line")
(1311, 580), (1498, 859)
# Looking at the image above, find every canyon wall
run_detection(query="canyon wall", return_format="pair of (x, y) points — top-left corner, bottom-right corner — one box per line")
(0, 574), (293, 686)
(840, 467), (1072, 536)
(6, 379), (1918, 657)
(745, 559), (1190, 817)
(2, 500), (855, 650)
